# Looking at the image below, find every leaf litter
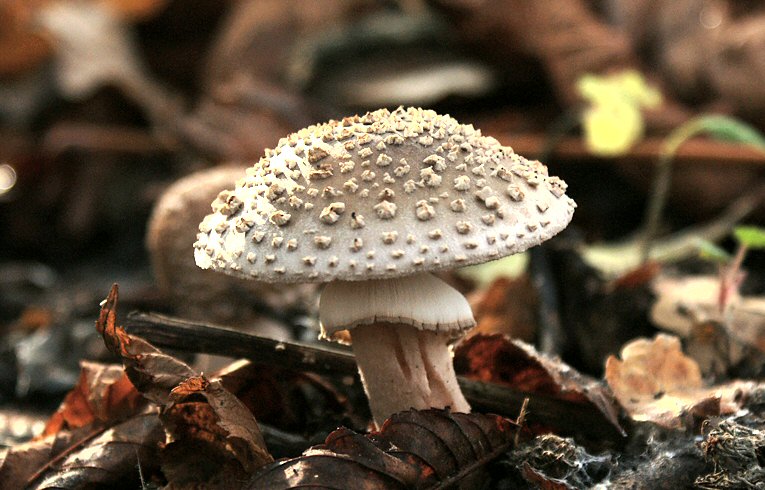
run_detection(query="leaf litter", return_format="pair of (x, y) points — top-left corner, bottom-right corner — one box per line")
(3, 284), (539, 489)
(5, 270), (765, 488)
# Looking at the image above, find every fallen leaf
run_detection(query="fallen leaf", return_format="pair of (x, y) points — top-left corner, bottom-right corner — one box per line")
(605, 334), (753, 429)
(467, 276), (538, 342)
(651, 275), (765, 351)
(97, 285), (274, 485)
(41, 361), (143, 437)
(578, 70), (661, 156)
(248, 409), (516, 489)
(37, 2), (145, 100)
(0, 431), (78, 490)
(454, 334), (622, 435)
(649, 273), (765, 377)
(376, 409), (514, 488)
(97, 284), (197, 406)
(650, 275), (730, 337)
(160, 375), (273, 487)
(216, 359), (351, 434)
(28, 411), (163, 489)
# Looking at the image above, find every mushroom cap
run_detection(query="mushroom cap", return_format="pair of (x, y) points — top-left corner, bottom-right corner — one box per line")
(319, 273), (476, 340)
(194, 107), (575, 283)
(147, 165), (320, 322)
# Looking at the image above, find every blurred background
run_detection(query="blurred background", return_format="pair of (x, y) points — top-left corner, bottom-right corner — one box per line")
(2, 0), (765, 445)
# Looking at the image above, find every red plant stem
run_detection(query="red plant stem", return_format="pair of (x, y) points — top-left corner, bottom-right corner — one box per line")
(719, 244), (748, 313)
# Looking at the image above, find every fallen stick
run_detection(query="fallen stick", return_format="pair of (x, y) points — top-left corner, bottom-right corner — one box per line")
(125, 311), (625, 442)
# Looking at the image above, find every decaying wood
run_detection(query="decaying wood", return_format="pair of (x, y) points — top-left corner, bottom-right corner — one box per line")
(125, 312), (625, 442)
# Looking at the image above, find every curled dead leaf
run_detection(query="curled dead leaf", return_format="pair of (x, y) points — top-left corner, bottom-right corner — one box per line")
(454, 334), (622, 436)
(160, 376), (273, 488)
(248, 409), (516, 489)
(651, 275), (728, 337)
(97, 284), (197, 405)
(96, 285), (274, 485)
(605, 334), (754, 429)
(161, 375), (272, 483)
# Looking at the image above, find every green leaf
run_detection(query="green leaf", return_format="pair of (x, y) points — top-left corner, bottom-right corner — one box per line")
(690, 116), (765, 150)
(695, 238), (731, 263)
(663, 116), (765, 158)
(734, 226), (765, 249)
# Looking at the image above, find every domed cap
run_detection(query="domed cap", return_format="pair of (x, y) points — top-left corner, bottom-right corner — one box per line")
(194, 107), (576, 282)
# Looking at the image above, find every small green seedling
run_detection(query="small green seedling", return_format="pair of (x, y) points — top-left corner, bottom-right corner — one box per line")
(697, 225), (765, 312)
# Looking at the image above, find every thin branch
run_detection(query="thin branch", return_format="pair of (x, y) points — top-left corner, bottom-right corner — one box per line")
(124, 312), (625, 441)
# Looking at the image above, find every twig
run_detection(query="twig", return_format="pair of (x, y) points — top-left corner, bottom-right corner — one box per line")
(126, 312), (356, 376)
(515, 398), (529, 447)
(124, 312), (625, 441)
(25, 426), (106, 486)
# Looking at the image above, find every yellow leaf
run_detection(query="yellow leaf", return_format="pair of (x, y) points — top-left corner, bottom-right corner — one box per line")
(582, 100), (644, 156)
(577, 70), (662, 156)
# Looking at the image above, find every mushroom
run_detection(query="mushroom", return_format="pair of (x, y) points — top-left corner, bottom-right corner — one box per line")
(194, 107), (576, 425)
(147, 165), (318, 328)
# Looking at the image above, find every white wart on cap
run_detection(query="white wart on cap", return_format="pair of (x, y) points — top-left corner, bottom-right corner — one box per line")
(193, 107), (576, 282)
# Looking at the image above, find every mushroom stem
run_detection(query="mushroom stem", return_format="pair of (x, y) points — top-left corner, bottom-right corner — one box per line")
(319, 272), (475, 426)
(350, 322), (470, 426)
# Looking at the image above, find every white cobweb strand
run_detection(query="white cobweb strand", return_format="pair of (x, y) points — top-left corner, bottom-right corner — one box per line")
(319, 273), (476, 339)
(350, 323), (471, 427)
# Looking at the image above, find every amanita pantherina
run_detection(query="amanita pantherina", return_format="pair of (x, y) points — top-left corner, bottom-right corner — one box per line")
(194, 107), (576, 425)
(147, 165), (318, 328)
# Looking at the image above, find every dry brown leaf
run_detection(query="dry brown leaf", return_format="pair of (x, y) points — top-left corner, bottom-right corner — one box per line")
(41, 361), (143, 437)
(0, 410), (164, 490)
(248, 409), (516, 489)
(0, 431), (77, 490)
(99, 0), (167, 20)
(726, 298), (765, 353)
(650, 274), (765, 351)
(454, 334), (622, 435)
(216, 359), (350, 433)
(96, 284), (274, 485)
(0, 1), (53, 76)
(28, 411), (163, 489)
(651, 273), (765, 378)
(605, 334), (753, 429)
(97, 284), (197, 406)
(651, 275), (733, 337)
(468, 276), (538, 341)
(160, 374), (272, 487)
